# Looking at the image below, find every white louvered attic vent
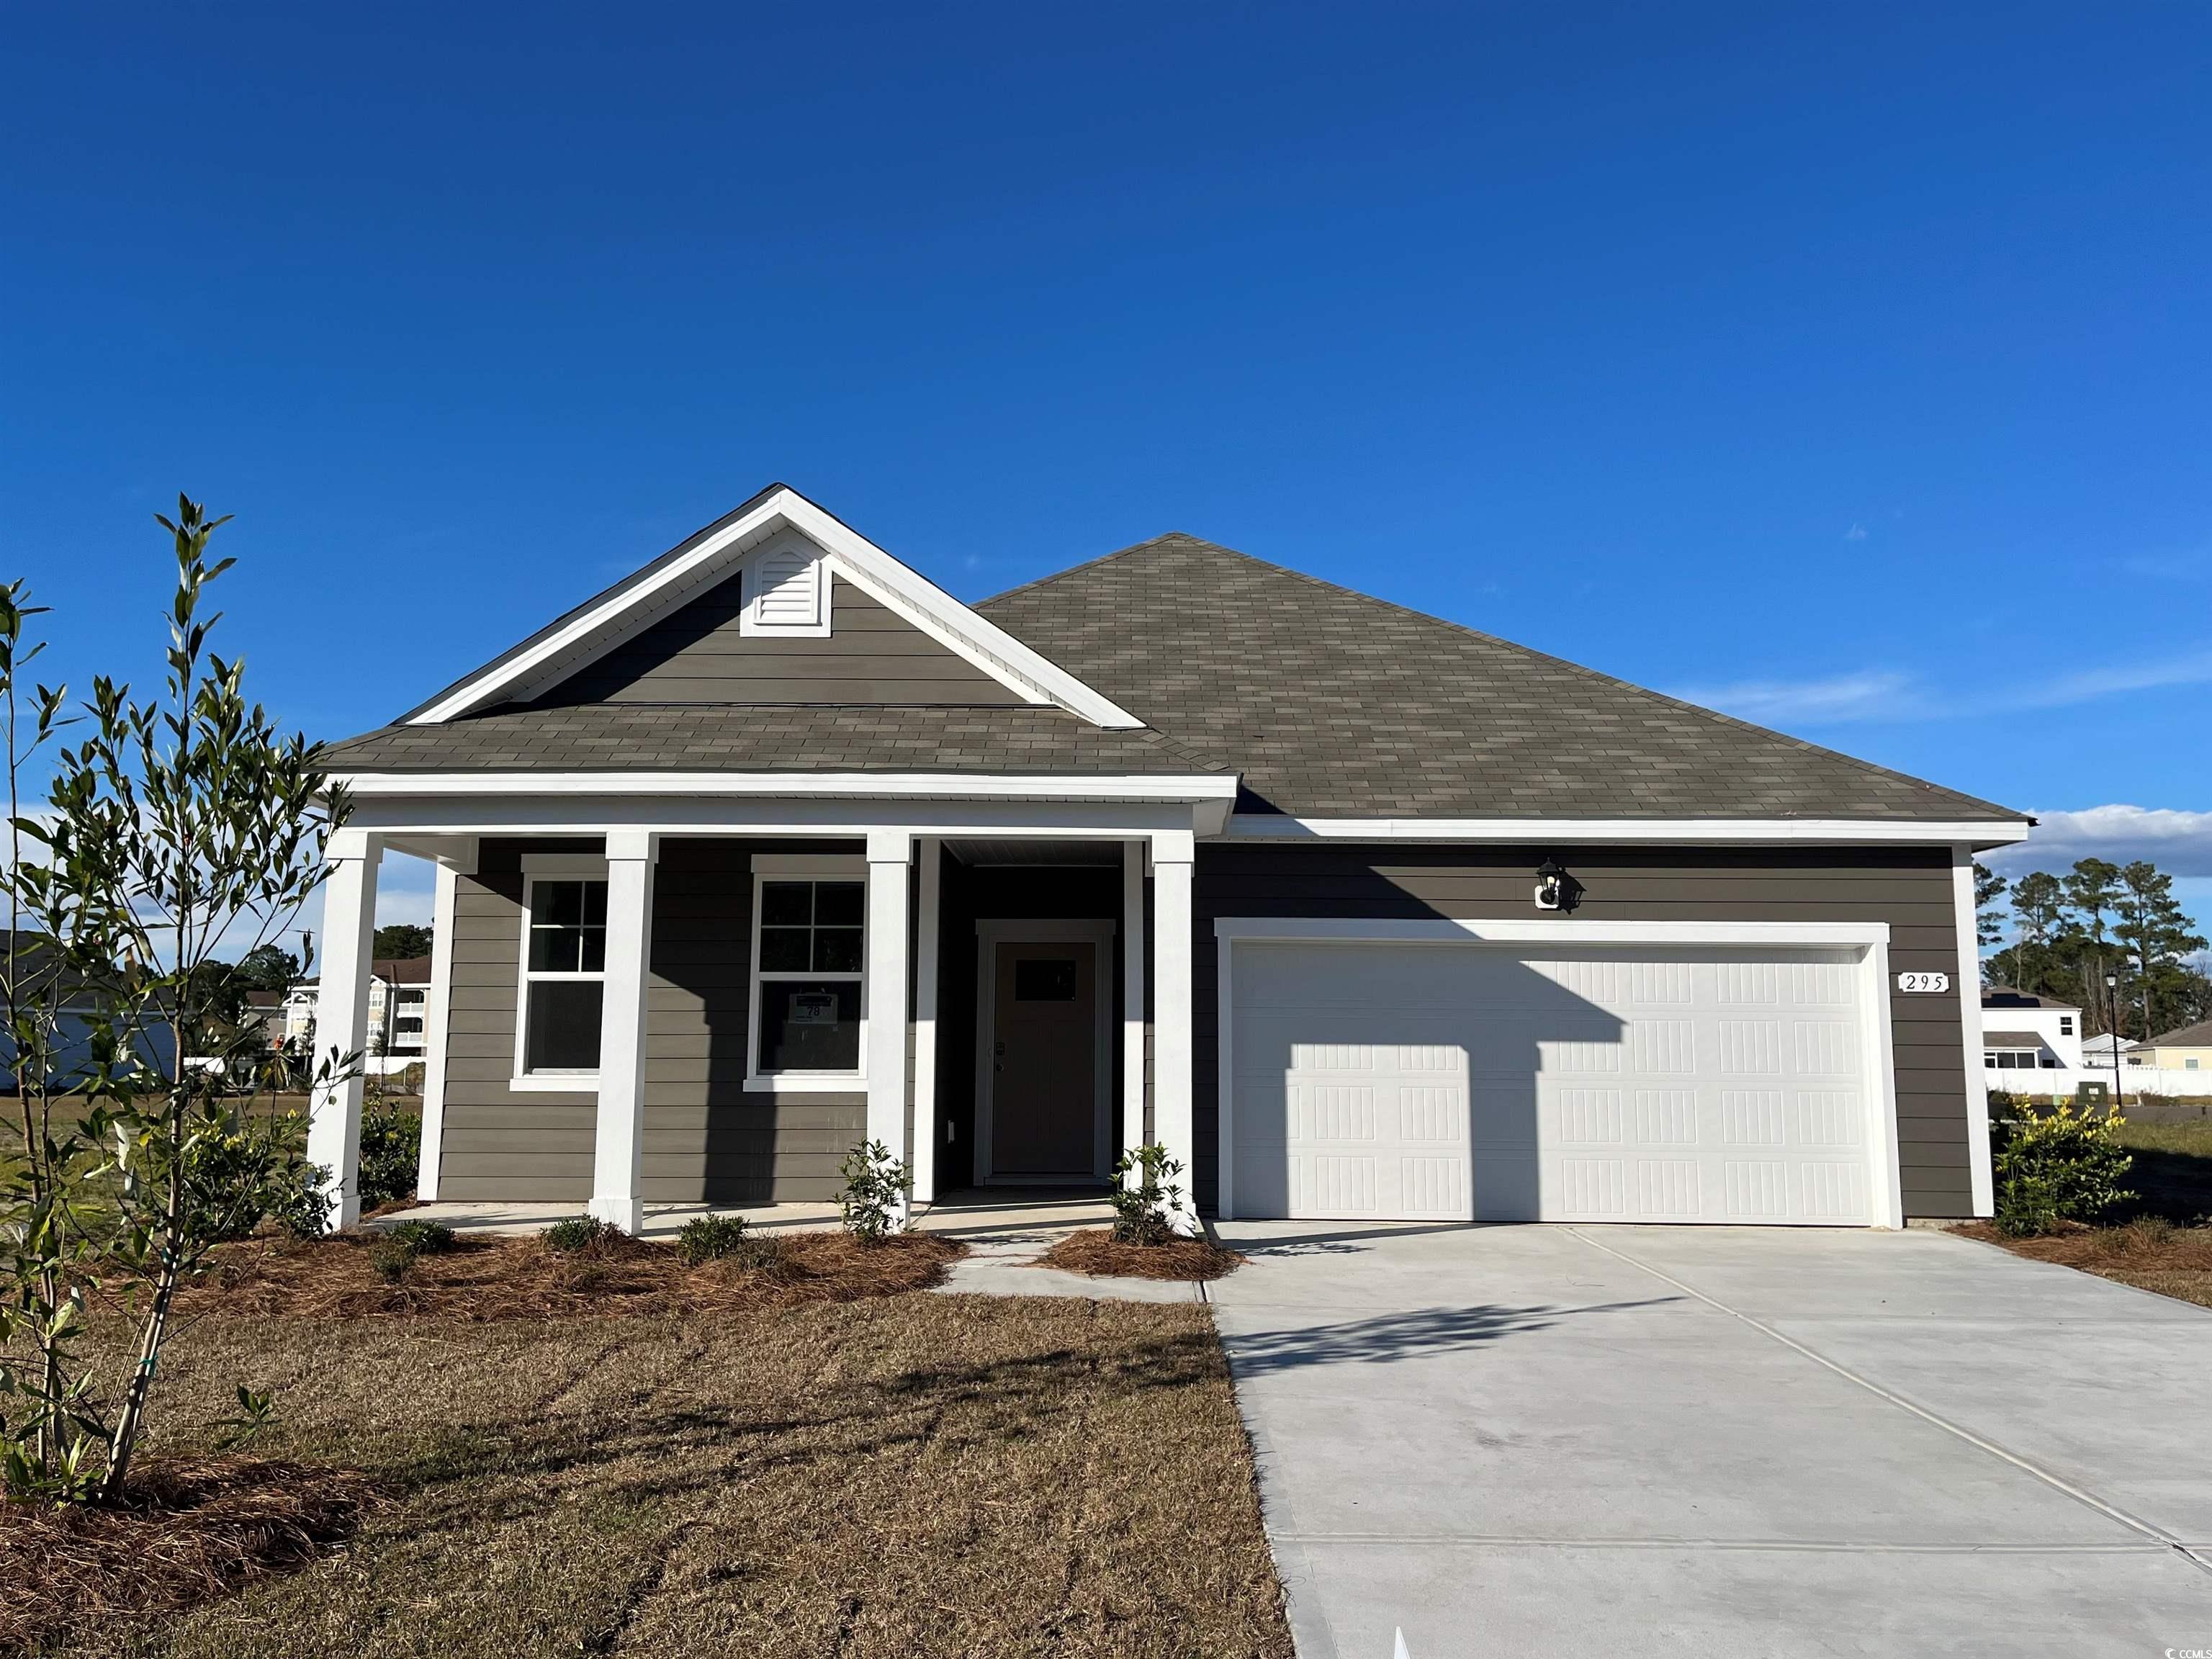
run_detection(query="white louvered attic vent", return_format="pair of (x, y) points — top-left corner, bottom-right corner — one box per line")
(739, 544), (831, 637)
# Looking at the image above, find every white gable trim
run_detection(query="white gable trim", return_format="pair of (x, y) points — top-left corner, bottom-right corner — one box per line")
(407, 487), (1143, 729)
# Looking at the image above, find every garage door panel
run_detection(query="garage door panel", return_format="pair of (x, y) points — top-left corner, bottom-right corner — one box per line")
(1230, 942), (1881, 1226)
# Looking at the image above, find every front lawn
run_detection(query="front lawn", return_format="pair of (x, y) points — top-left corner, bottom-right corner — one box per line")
(19, 1292), (1291, 1658)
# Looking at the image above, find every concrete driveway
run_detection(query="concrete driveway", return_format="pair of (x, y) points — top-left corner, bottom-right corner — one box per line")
(1209, 1221), (2212, 1658)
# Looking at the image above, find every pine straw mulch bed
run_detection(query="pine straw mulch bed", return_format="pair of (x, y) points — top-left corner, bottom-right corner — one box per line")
(1036, 1228), (1244, 1282)
(1954, 1216), (2212, 1310)
(0, 1457), (373, 1655)
(179, 1226), (962, 1321)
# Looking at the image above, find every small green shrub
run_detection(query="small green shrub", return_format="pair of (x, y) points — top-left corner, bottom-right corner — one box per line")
(678, 1214), (751, 1265)
(357, 1102), (421, 1209)
(543, 1216), (621, 1254)
(1108, 1143), (1188, 1245)
(370, 1237), (418, 1283)
(1991, 1102), (2135, 1236)
(1995, 1172), (2060, 1238)
(838, 1140), (909, 1241)
(388, 1219), (457, 1255)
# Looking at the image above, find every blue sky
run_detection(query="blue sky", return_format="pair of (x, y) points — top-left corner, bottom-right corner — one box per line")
(4, 3), (2208, 944)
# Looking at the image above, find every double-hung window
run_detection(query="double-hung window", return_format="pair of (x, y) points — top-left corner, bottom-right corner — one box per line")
(749, 856), (866, 1087)
(517, 858), (608, 1080)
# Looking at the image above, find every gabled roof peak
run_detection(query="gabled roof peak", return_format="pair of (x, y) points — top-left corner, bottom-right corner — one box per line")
(396, 485), (1143, 731)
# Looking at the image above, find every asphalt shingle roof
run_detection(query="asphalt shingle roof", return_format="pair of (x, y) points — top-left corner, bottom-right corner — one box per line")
(325, 704), (1225, 775)
(974, 534), (2019, 822)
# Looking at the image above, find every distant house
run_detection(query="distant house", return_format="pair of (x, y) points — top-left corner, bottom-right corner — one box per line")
(0, 931), (177, 1085)
(2142, 1019), (2212, 1074)
(290, 958), (431, 1074)
(2080, 1031), (2141, 1069)
(1980, 986), (2081, 1072)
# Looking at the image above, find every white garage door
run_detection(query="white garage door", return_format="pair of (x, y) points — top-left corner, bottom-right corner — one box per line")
(1227, 943), (1884, 1225)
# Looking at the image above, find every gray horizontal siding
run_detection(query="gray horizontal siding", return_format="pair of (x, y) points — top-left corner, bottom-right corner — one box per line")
(534, 573), (1024, 707)
(1192, 842), (1974, 1220)
(436, 835), (866, 1205)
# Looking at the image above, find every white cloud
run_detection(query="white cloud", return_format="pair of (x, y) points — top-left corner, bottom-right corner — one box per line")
(1668, 669), (1918, 726)
(1675, 646), (2212, 727)
(1843, 523), (1867, 541)
(1984, 805), (2212, 881)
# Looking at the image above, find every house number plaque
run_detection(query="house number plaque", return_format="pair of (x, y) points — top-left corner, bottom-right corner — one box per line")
(1894, 971), (1951, 994)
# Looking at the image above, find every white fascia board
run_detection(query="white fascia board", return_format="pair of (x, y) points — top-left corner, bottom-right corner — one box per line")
(1213, 917), (1892, 947)
(407, 488), (1142, 729)
(331, 770), (1238, 804)
(1222, 814), (2035, 848)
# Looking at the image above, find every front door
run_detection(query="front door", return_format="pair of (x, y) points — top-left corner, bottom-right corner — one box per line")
(989, 940), (1098, 1180)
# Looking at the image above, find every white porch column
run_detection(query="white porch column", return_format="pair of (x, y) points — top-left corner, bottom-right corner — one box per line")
(1953, 845), (1995, 1219)
(308, 829), (382, 1231)
(911, 837), (940, 1204)
(1151, 831), (1197, 1233)
(588, 830), (658, 1235)
(413, 840), (475, 1203)
(1123, 839), (1148, 1180)
(866, 832), (914, 1213)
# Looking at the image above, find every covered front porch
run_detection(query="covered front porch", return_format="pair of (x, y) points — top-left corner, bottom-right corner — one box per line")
(305, 781), (1230, 1233)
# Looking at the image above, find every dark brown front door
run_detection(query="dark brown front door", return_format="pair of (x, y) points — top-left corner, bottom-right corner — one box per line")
(989, 940), (1097, 1179)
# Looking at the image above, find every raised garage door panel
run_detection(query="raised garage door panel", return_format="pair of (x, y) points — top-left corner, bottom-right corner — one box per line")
(1228, 943), (1876, 1225)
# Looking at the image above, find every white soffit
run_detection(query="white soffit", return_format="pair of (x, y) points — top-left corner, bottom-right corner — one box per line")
(408, 488), (1143, 729)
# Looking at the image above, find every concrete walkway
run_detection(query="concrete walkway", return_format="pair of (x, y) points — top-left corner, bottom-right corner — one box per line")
(1210, 1221), (2212, 1658)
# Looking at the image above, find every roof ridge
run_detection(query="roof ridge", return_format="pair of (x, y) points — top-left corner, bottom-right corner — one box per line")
(1114, 539), (2020, 819)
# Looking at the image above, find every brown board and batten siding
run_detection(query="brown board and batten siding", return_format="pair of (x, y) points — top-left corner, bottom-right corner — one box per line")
(438, 836), (867, 1205)
(529, 572), (1025, 708)
(1190, 842), (1973, 1220)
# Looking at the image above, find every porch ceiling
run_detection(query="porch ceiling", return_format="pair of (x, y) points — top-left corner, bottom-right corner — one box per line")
(945, 837), (1127, 866)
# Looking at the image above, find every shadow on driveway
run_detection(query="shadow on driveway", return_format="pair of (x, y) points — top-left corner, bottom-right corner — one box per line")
(1217, 1296), (1676, 1375)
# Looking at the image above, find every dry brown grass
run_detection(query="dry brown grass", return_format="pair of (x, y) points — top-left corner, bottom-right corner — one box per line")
(1958, 1216), (2212, 1309)
(1037, 1230), (1244, 1283)
(27, 1295), (1289, 1659)
(0, 1458), (372, 1655)
(180, 1228), (960, 1321)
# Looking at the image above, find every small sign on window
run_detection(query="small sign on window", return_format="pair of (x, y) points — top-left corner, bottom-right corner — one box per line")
(790, 992), (839, 1025)
(1895, 971), (1951, 994)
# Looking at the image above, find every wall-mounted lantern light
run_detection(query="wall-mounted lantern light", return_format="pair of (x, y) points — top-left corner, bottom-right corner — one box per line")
(1534, 858), (1580, 912)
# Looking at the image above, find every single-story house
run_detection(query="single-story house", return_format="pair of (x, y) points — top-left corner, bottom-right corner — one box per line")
(1979, 986), (2080, 1071)
(2142, 1018), (2212, 1074)
(305, 485), (2030, 1231)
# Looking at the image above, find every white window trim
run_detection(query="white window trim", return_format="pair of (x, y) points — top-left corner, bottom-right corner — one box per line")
(745, 853), (869, 1093)
(737, 534), (832, 638)
(512, 854), (610, 1089)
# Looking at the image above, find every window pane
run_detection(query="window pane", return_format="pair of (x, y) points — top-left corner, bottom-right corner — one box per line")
(813, 927), (863, 974)
(539, 880), (585, 927)
(530, 925), (581, 972)
(526, 981), (603, 1071)
(761, 881), (812, 925)
(760, 927), (811, 972)
(757, 979), (861, 1073)
(1014, 958), (1078, 1001)
(814, 882), (865, 926)
(577, 928), (606, 974)
(581, 881), (607, 926)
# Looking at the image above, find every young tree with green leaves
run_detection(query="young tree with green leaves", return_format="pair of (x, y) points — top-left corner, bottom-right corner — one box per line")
(0, 498), (348, 1505)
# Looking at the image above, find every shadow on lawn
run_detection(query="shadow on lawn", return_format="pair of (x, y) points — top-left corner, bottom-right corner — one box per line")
(1216, 1297), (1677, 1377)
(380, 1327), (1237, 1516)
